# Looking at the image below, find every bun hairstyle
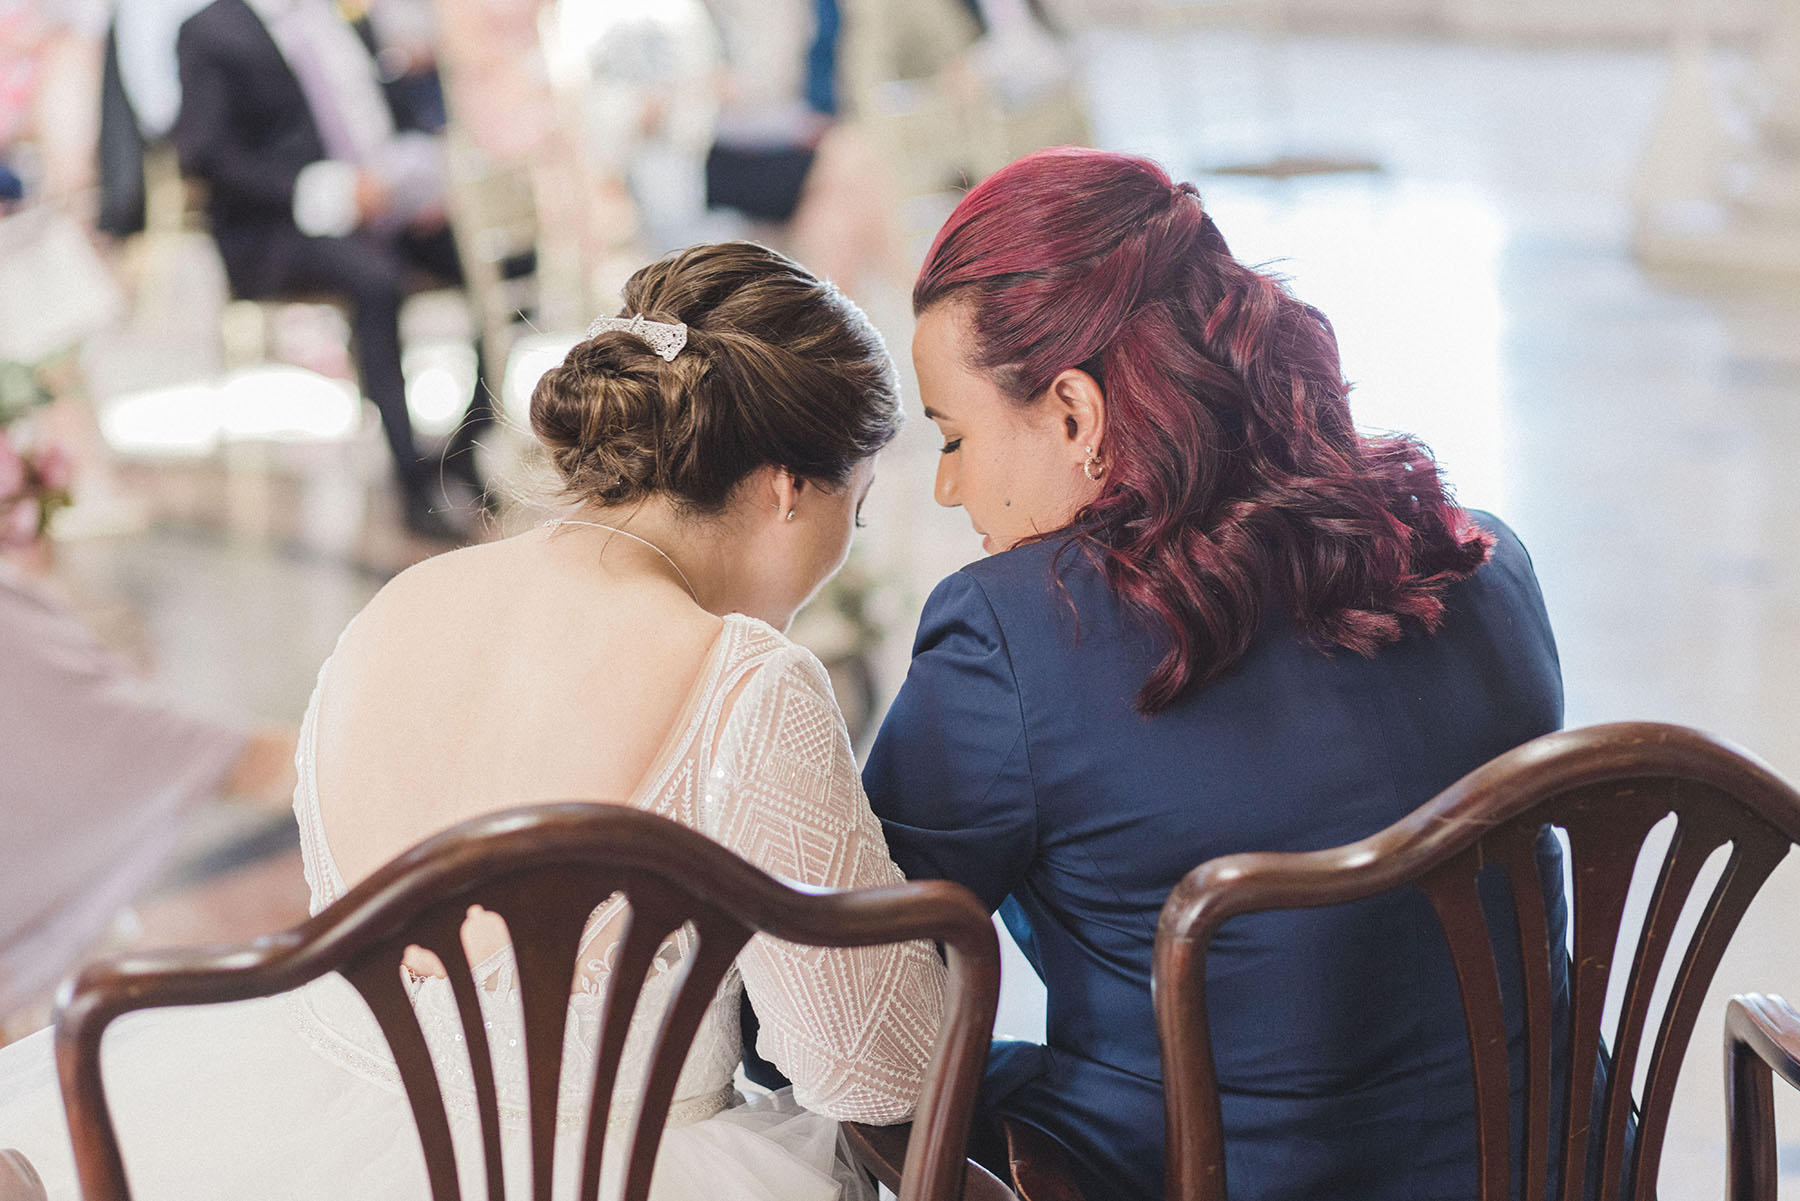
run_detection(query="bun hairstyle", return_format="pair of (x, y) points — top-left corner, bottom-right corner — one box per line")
(915, 148), (1492, 714)
(531, 241), (901, 514)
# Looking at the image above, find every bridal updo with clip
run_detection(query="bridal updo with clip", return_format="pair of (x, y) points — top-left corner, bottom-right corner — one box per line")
(531, 241), (901, 514)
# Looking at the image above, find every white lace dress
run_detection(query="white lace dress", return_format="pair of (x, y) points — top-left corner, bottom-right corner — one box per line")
(0, 613), (948, 1201)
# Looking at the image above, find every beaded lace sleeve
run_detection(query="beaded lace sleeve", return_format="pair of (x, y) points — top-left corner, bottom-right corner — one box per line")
(706, 644), (949, 1125)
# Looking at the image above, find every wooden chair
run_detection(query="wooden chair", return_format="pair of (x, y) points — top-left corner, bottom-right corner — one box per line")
(844, 1112), (1085, 1200)
(55, 803), (1001, 1201)
(1724, 992), (1800, 1201)
(1155, 721), (1800, 1201)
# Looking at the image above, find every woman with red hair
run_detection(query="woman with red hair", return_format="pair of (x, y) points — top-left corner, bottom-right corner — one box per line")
(863, 148), (1575, 1200)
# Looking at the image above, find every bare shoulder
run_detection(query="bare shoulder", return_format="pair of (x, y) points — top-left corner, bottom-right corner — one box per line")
(334, 540), (520, 664)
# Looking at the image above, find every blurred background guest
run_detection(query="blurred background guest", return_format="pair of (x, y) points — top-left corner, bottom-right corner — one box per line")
(0, 0), (105, 208)
(700, 0), (904, 297)
(170, 0), (485, 539)
(0, 441), (295, 1041)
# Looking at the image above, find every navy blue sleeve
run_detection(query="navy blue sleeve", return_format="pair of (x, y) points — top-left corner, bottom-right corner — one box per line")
(863, 571), (1036, 916)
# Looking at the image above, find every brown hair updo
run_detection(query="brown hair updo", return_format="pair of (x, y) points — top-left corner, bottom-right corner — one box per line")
(530, 242), (902, 515)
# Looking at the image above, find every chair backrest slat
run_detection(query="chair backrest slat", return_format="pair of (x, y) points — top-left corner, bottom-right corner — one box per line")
(342, 949), (463, 1201)
(1593, 808), (1726, 1201)
(1497, 826), (1554, 1201)
(56, 804), (1000, 1201)
(422, 912), (508, 1201)
(1418, 848), (1513, 1201)
(1155, 723), (1800, 1201)
(622, 918), (755, 1201)
(1555, 799), (1658, 1201)
(578, 901), (676, 1201)
(497, 871), (600, 1201)
(1629, 836), (1787, 1201)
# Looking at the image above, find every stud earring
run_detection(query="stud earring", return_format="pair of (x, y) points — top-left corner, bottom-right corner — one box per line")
(785, 508), (796, 522)
(1083, 446), (1105, 482)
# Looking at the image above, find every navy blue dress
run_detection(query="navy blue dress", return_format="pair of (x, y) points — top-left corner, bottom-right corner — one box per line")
(863, 513), (1569, 1201)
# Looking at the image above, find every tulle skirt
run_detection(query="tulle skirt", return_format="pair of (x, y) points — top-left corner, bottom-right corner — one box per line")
(0, 992), (868, 1201)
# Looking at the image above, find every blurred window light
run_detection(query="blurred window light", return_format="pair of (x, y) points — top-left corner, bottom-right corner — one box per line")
(218, 367), (360, 441)
(502, 333), (583, 425)
(403, 342), (479, 438)
(409, 366), (466, 430)
(98, 383), (226, 458)
(98, 367), (362, 457)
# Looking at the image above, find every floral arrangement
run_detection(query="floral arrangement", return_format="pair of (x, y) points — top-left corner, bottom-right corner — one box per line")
(0, 358), (72, 548)
(0, 427), (70, 547)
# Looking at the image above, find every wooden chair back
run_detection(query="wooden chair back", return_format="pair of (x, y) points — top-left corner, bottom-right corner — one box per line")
(56, 803), (1000, 1201)
(1724, 992), (1800, 1201)
(1154, 722), (1800, 1201)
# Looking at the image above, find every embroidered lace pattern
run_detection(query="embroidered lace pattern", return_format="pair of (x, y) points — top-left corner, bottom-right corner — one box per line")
(288, 613), (947, 1132)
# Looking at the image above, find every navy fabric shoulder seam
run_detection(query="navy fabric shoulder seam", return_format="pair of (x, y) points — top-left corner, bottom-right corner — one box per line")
(954, 568), (1042, 853)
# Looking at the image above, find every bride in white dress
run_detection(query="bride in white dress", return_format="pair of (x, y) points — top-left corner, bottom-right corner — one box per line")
(0, 242), (948, 1200)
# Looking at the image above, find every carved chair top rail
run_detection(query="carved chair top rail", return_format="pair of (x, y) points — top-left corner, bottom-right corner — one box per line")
(1157, 722), (1800, 944)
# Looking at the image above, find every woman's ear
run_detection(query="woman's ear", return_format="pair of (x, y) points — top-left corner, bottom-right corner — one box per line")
(763, 466), (804, 522)
(1048, 368), (1107, 457)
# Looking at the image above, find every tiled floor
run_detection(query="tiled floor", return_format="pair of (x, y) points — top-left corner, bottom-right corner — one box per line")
(14, 23), (1800, 1196)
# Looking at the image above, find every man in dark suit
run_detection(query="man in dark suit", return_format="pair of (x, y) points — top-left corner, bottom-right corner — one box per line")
(172, 0), (484, 539)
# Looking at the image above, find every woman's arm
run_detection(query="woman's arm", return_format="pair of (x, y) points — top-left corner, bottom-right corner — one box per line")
(863, 570), (1036, 916)
(710, 644), (949, 1124)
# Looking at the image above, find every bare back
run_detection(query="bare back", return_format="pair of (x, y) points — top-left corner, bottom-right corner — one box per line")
(283, 522), (949, 1129)
(313, 530), (724, 891)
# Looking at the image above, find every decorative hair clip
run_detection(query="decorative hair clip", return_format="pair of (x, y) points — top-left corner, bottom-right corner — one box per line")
(586, 314), (689, 362)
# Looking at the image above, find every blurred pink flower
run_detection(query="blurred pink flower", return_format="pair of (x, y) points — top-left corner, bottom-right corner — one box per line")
(0, 495), (38, 548)
(0, 434), (23, 503)
(32, 441), (73, 492)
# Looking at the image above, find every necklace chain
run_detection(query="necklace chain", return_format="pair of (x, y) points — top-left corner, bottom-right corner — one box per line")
(543, 519), (700, 603)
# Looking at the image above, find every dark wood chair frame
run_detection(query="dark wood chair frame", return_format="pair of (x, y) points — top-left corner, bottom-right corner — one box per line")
(1155, 721), (1800, 1201)
(841, 1093), (1086, 1201)
(54, 803), (1001, 1201)
(1724, 992), (1800, 1201)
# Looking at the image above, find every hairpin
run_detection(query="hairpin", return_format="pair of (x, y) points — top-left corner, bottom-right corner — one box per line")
(586, 314), (688, 362)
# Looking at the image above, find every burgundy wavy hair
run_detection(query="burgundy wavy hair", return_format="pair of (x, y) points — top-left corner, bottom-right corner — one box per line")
(915, 147), (1493, 714)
